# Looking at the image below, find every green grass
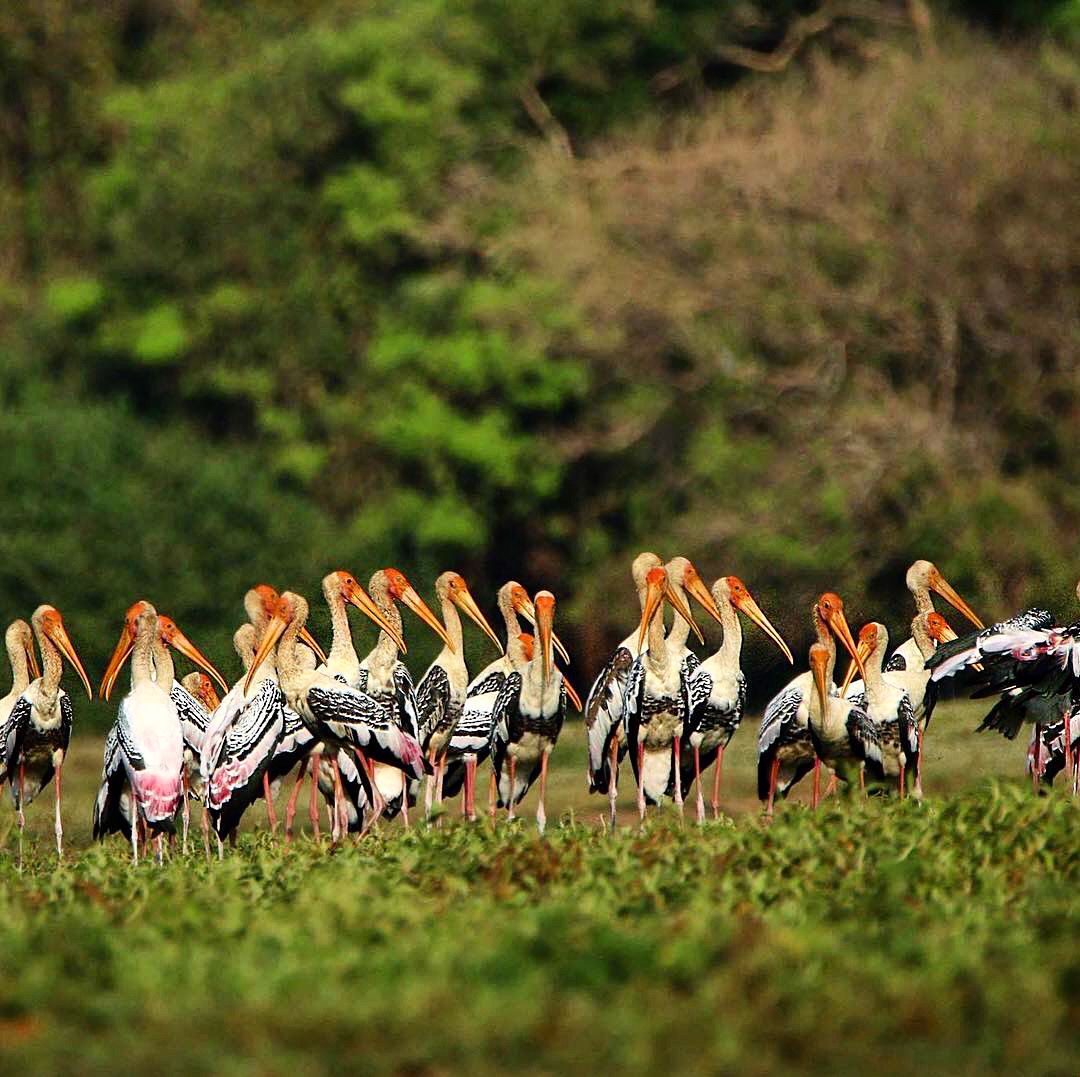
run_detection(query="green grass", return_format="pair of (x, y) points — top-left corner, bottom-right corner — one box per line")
(1, 706), (1077, 1074)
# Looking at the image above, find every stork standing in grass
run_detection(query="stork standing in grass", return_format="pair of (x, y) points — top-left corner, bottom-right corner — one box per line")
(622, 565), (709, 818)
(681, 576), (793, 821)
(415, 571), (503, 818)
(489, 591), (570, 834)
(756, 593), (864, 816)
(1, 606), (92, 856)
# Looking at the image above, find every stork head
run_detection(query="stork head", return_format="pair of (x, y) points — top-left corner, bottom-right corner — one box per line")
(5, 619), (40, 682)
(814, 592), (866, 681)
(666, 557), (720, 636)
(375, 568), (454, 652)
(182, 671), (221, 712)
(33, 605), (92, 702)
(325, 570), (405, 653)
(906, 560), (983, 629)
(156, 614), (229, 695)
(719, 576), (794, 664)
(99, 600), (155, 701)
(437, 572), (503, 654)
(925, 611), (958, 645)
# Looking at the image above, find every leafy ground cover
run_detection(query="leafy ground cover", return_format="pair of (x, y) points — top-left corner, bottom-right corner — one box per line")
(1, 709), (1076, 1074)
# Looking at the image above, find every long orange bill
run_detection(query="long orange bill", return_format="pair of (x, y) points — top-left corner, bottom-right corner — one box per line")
(99, 626), (136, 702)
(26, 640), (41, 681)
(299, 626), (329, 665)
(46, 616), (92, 701)
(344, 586), (406, 654)
(245, 612), (289, 694)
(811, 647), (831, 716)
(683, 572), (724, 631)
(665, 581), (704, 645)
(563, 675), (583, 712)
(158, 616), (230, 695)
(733, 592), (794, 665)
(827, 608), (867, 682)
(636, 575), (666, 653)
(935, 621), (959, 644)
(839, 642), (872, 696)
(399, 585), (455, 652)
(536, 595), (555, 687)
(931, 573), (985, 630)
(519, 596), (572, 664)
(452, 586), (504, 654)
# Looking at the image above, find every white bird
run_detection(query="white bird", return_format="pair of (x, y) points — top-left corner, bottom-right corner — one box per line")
(584, 552), (664, 827)
(681, 576), (793, 821)
(756, 592), (864, 816)
(415, 571), (503, 818)
(99, 605), (184, 863)
(1, 605), (91, 856)
(489, 591), (569, 834)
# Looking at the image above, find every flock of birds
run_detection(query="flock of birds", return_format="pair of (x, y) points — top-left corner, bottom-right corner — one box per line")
(0, 559), (1077, 861)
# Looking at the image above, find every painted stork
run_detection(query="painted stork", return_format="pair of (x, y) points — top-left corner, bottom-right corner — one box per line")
(415, 571), (503, 818)
(1, 606), (92, 856)
(681, 576), (793, 821)
(97, 605), (183, 863)
(584, 552), (663, 826)
(841, 610), (957, 795)
(927, 579), (1080, 791)
(845, 622), (919, 797)
(489, 591), (569, 833)
(756, 592), (864, 816)
(621, 564), (711, 819)
(359, 568), (454, 825)
(805, 642), (884, 800)
(246, 592), (428, 835)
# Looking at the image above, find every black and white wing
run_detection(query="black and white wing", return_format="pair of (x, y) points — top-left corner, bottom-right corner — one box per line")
(897, 691), (920, 766)
(172, 682), (211, 754)
(92, 723), (132, 840)
(393, 663), (421, 740)
(416, 664), (452, 750)
(115, 697), (147, 773)
(845, 703), (884, 779)
(307, 683), (426, 778)
(884, 652), (907, 673)
(584, 646), (634, 794)
(927, 608), (1055, 680)
(683, 667), (715, 737)
(757, 683), (803, 758)
(1, 696), (31, 779)
(620, 657), (647, 767)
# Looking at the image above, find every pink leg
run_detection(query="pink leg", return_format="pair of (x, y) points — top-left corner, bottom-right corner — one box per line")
(330, 757), (345, 844)
(693, 746), (705, 824)
(465, 757), (478, 822)
(824, 773), (839, 798)
(1032, 725), (1042, 792)
(263, 771), (278, 838)
(536, 752), (549, 835)
(180, 770), (190, 855)
(488, 767), (498, 821)
(898, 759), (906, 800)
(812, 757), (821, 811)
(711, 746), (724, 820)
(308, 752), (322, 841)
(424, 747), (437, 819)
(54, 760), (64, 858)
(672, 739), (684, 817)
(608, 738), (619, 830)
(1065, 710), (1073, 790)
(507, 757), (517, 821)
(17, 762), (26, 829)
(765, 755), (780, 818)
(636, 743), (646, 821)
(915, 730), (925, 799)
(859, 767), (866, 795)
(201, 800), (211, 860)
(285, 758), (307, 842)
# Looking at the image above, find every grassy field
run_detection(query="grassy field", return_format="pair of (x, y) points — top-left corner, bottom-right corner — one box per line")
(1, 704), (1077, 1074)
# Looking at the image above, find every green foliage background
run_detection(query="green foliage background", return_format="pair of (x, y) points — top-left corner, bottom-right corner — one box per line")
(1, 1), (1078, 696)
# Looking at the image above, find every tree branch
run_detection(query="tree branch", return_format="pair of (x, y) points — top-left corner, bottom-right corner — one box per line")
(519, 79), (573, 158)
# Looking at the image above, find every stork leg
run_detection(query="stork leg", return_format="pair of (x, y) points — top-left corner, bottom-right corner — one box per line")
(608, 738), (619, 831)
(915, 731), (925, 800)
(356, 750), (387, 826)
(308, 752), (322, 841)
(130, 805), (139, 865)
(1032, 724), (1042, 793)
(262, 771), (278, 839)
(424, 747), (437, 820)
(17, 761), (26, 831)
(400, 781), (411, 829)
(469, 757), (481, 821)
(154, 833), (164, 866)
(765, 755), (780, 819)
(330, 757), (345, 845)
(812, 757), (821, 811)
(859, 767), (866, 796)
(636, 743), (647, 821)
(201, 802), (211, 861)
(507, 758), (517, 822)
(54, 759), (64, 858)
(180, 771), (190, 855)
(898, 759), (906, 800)
(1064, 710), (1073, 792)
(672, 739), (684, 818)
(285, 758), (307, 842)
(536, 752), (549, 836)
(462, 754), (474, 818)
(824, 773), (839, 799)
(711, 746), (724, 821)
(435, 754), (447, 812)
(488, 768), (498, 822)
(216, 830), (224, 860)
(693, 746), (705, 824)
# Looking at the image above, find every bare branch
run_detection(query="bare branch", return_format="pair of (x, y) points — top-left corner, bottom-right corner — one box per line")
(519, 80), (573, 158)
